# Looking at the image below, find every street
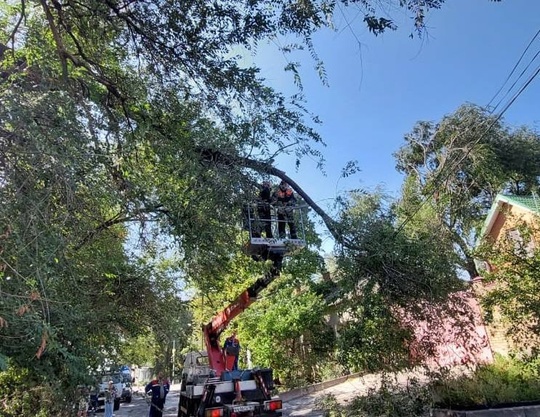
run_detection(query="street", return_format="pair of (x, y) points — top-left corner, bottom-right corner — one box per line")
(112, 384), (181, 417)
(108, 381), (326, 417)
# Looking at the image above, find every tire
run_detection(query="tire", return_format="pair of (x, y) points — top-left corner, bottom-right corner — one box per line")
(125, 395), (132, 403)
(114, 398), (120, 411)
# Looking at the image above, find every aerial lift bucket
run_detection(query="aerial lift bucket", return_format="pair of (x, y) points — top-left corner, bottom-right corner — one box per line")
(244, 203), (307, 257)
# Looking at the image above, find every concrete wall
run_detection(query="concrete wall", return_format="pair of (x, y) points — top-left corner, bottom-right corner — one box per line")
(134, 366), (154, 385)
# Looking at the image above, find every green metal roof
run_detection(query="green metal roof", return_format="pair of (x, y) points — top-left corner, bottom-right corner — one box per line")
(498, 194), (540, 214)
(480, 194), (540, 239)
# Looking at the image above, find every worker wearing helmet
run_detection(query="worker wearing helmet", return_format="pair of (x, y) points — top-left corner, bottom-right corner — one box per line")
(272, 181), (297, 239)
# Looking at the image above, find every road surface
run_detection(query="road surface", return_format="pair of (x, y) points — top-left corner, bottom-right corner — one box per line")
(111, 375), (375, 417)
(112, 384), (180, 417)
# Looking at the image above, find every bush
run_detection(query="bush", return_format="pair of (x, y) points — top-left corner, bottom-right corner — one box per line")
(314, 375), (431, 417)
(431, 355), (540, 409)
(0, 365), (71, 417)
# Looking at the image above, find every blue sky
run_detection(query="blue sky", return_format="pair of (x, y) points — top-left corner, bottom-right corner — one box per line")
(246, 0), (540, 249)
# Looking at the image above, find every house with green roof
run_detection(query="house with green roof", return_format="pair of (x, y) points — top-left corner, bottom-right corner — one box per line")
(480, 194), (540, 243)
(475, 193), (540, 356)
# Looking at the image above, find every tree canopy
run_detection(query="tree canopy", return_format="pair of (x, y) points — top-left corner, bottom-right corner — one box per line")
(0, 0), (512, 415)
(395, 104), (540, 278)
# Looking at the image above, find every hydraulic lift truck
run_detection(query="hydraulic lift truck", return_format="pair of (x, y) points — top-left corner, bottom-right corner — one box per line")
(178, 205), (306, 417)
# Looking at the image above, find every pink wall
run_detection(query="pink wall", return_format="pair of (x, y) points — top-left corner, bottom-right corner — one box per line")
(403, 290), (493, 369)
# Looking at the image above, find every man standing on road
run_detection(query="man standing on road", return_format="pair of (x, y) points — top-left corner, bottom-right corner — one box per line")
(145, 372), (170, 417)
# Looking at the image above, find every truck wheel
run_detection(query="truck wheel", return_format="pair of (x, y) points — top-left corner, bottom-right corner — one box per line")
(125, 395), (132, 403)
(114, 398), (120, 411)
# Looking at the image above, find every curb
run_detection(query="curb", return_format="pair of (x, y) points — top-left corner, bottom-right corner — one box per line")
(432, 405), (540, 417)
(279, 373), (361, 402)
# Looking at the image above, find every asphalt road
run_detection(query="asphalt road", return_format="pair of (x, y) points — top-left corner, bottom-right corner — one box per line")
(110, 384), (181, 417)
(107, 380), (329, 417)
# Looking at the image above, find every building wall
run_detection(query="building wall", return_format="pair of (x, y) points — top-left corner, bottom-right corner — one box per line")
(404, 290), (493, 369)
(488, 203), (537, 243)
(479, 202), (540, 357)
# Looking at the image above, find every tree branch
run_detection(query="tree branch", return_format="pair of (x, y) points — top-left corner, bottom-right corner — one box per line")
(4, 0), (25, 58)
(74, 205), (169, 251)
(195, 147), (357, 248)
(39, 0), (68, 80)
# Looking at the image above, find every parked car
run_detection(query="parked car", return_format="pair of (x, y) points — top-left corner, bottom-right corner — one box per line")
(120, 379), (133, 403)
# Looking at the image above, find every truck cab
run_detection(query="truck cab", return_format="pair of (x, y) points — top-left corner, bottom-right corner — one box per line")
(182, 351), (213, 386)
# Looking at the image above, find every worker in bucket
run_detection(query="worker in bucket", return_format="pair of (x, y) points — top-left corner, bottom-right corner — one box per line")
(257, 181), (274, 238)
(272, 180), (297, 239)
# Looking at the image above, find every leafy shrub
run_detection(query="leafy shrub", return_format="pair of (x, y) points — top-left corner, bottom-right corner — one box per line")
(314, 376), (431, 417)
(314, 393), (347, 417)
(431, 355), (540, 409)
(317, 361), (349, 382)
(0, 365), (71, 417)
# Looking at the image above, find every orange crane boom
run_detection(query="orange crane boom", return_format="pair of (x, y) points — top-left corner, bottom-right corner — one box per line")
(202, 253), (282, 376)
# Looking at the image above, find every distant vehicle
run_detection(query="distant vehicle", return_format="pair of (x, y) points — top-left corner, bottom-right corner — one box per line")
(119, 365), (134, 383)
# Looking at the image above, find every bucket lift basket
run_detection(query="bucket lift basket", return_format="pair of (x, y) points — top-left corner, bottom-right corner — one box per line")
(244, 203), (307, 256)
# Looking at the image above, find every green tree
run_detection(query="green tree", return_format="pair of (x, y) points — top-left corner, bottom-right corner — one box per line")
(332, 191), (464, 372)
(477, 218), (540, 353)
(395, 104), (540, 278)
(0, 0), (500, 414)
(237, 249), (334, 387)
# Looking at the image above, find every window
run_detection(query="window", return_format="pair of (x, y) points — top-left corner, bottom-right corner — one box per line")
(507, 229), (535, 257)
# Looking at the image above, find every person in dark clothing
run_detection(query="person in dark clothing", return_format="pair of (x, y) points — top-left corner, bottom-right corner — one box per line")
(257, 181), (273, 238)
(223, 331), (241, 371)
(273, 181), (297, 239)
(145, 372), (170, 417)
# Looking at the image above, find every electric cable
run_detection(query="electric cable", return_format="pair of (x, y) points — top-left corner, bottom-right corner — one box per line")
(486, 28), (540, 110)
(393, 55), (540, 238)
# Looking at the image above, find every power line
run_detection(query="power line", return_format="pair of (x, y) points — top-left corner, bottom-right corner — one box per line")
(486, 28), (540, 110)
(393, 46), (540, 237)
(490, 48), (540, 114)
